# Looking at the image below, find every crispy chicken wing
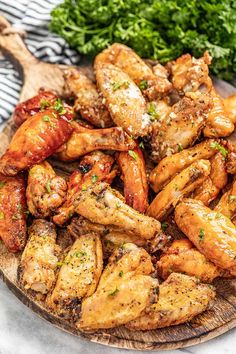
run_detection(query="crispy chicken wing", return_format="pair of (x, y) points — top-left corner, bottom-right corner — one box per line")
(157, 239), (221, 282)
(20, 220), (60, 294)
(151, 93), (212, 162)
(56, 125), (135, 161)
(96, 63), (151, 138)
(175, 199), (236, 276)
(0, 108), (74, 176)
(26, 161), (67, 218)
(53, 151), (116, 225)
(46, 233), (103, 319)
(147, 159), (211, 220)
(116, 146), (148, 213)
(224, 94), (236, 124)
(73, 182), (162, 241)
(126, 273), (215, 330)
(95, 43), (172, 100)
(214, 179), (236, 222)
(150, 139), (217, 193)
(0, 174), (27, 252)
(226, 141), (236, 174)
(77, 243), (158, 330)
(64, 69), (113, 128)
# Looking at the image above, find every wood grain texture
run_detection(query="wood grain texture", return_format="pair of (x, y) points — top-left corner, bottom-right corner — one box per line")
(0, 15), (236, 350)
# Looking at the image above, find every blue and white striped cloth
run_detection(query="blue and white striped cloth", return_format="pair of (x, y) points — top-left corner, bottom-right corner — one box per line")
(0, 0), (80, 124)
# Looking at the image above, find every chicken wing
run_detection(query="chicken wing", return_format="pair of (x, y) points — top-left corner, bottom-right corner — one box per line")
(64, 69), (113, 128)
(26, 161), (67, 218)
(95, 43), (172, 100)
(56, 125), (135, 161)
(226, 141), (236, 174)
(126, 273), (215, 330)
(77, 243), (158, 330)
(224, 94), (236, 124)
(214, 179), (236, 221)
(170, 51), (212, 93)
(116, 146), (148, 213)
(46, 233), (103, 319)
(73, 182), (162, 241)
(13, 89), (57, 127)
(53, 151), (116, 225)
(151, 92), (212, 162)
(157, 239), (221, 282)
(150, 139), (217, 193)
(0, 174), (27, 252)
(0, 108), (74, 176)
(20, 219), (60, 294)
(147, 159), (211, 220)
(203, 88), (234, 138)
(96, 63), (151, 138)
(175, 199), (236, 276)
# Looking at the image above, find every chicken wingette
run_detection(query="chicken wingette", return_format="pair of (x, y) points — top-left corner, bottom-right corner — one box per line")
(224, 94), (236, 124)
(214, 179), (236, 222)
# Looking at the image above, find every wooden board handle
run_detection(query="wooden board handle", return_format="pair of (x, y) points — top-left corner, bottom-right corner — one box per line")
(0, 15), (38, 71)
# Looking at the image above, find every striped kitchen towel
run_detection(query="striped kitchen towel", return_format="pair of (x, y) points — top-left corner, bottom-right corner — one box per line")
(0, 0), (80, 124)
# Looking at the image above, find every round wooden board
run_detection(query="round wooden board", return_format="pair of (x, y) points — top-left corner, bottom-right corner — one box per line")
(0, 79), (236, 351)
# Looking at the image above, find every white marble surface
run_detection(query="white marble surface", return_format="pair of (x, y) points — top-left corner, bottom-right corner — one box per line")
(0, 280), (235, 354)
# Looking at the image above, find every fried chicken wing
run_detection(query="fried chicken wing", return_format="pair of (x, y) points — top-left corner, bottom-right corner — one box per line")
(116, 146), (148, 213)
(26, 161), (67, 218)
(151, 93), (212, 162)
(56, 125), (135, 161)
(157, 239), (221, 282)
(46, 233), (103, 319)
(147, 159), (211, 220)
(0, 174), (27, 252)
(77, 243), (158, 330)
(226, 141), (236, 174)
(175, 199), (236, 276)
(0, 108), (74, 176)
(126, 273), (215, 330)
(73, 182), (162, 241)
(13, 89), (57, 127)
(95, 43), (172, 100)
(214, 179), (236, 221)
(64, 69), (113, 127)
(96, 63), (151, 138)
(224, 94), (236, 124)
(53, 151), (116, 225)
(20, 220), (60, 294)
(150, 139), (217, 193)
(203, 88), (234, 138)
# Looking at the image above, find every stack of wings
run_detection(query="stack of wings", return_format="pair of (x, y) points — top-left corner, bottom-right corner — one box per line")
(0, 43), (236, 331)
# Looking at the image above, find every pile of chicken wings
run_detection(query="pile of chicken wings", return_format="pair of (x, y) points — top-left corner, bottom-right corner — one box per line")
(0, 43), (236, 331)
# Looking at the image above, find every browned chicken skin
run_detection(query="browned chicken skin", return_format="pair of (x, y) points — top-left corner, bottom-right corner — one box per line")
(224, 94), (236, 124)
(0, 108), (74, 176)
(0, 174), (27, 252)
(214, 179), (236, 222)
(26, 161), (67, 218)
(116, 146), (148, 213)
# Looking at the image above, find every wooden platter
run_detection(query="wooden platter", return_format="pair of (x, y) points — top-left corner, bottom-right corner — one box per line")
(0, 15), (236, 351)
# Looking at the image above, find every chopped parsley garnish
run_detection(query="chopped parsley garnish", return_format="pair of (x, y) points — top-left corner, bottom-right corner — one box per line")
(210, 141), (228, 159)
(119, 270), (124, 277)
(0, 211), (4, 219)
(108, 287), (119, 296)
(177, 143), (183, 152)
(199, 228), (205, 241)
(139, 80), (148, 91)
(40, 99), (51, 110)
(42, 115), (55, 127)
(111, 81), (129, 91)
(229, 195), (236, 203)
(161, 222), (168, 231)
(91, 174), (98, 183)
(128, 150), (138, 160)
(139, 141), (144, 149)
(81, 185), (87, 191)
(45, 179), (51, 193)
(116, 202), (121, 209)
(147, 102), (159, 121)
(12, 213), (20, 220)
(0, 181), (6, 188)
(53, 98), (66, 115)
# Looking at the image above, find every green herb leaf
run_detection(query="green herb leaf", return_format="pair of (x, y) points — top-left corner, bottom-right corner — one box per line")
(82, 185), (87, 191)
(40, 99), (51, 110)
(12, 213), (20, 220)
(111, 81), (129, 91)
(108, 287), (119, 296)
(45, 179), (51, 193)
(199, 228), (205, 241)
(54, 98), (66, 115)
(210, 142), (228, 159)
(119, 270), (124, 277)
(91, 174), (98, 183)
(139, 80), (148, 90)
(128, 150), (138, 160)
(139, 141), (144, 149)
(0, 181), (6, 188)
(229, 195), (236, 203)
(177, 143), (183, 152)
(161, 222), (168, 231)
(147, 102), (159, 121)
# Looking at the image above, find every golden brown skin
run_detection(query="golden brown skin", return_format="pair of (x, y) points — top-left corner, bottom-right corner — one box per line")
(53, 151), (116, 225)
(26, 161), (67, 218)
(203, 88), (234, 138)
(175, 199), (236, 276)
(126, 273), (216, 330)
(95, 43), (172, 100)
(77, 243), (159, 330)
(0, 109), (74, 176)
(224, 94), (236, 124)
(194, 152), (228, 206)
(151, 93), (212, 162)
(157, 239), (221, 282)
(170, 51), (212, 93)
(150, 139), (217, 193)
(73, 182), (162, 240)
(147, 159), (211, 221)
(56, 125), (135, 161)
(0, 174), (27, 252)
(214, 179), (236, 221)
(47, 233), (103, 319)
(64, 69), (113, 128)
(96, 63), (151, 138)
(20, 220), (60, 294)
(226, 141), (236, 174)
(116, 146), (148, 213)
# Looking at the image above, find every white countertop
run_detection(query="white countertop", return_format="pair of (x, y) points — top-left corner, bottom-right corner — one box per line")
(0, 280), (235, 354)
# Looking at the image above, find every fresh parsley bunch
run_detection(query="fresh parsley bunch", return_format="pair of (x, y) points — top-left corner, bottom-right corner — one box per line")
(50, 0), (236, 80)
